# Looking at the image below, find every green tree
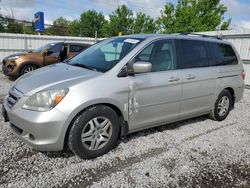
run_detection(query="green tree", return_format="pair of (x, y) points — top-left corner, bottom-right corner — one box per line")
(0, 23), (4, 32)
(104, 5), (134, 37)
(69, 10), (106, 37)
(45, 16), (70, 36)
(0, 15), (27, 33)
(68, 20), (80, 36)
(23, 25), (35, 34)
(133, 12), (157, 34)
(221, 18), (231, 30)
(5, 18), (23, 33)
(0, 14), (5, 32)
(157, 0), (230, 33)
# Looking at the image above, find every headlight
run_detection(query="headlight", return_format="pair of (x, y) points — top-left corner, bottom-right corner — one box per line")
(23, 89), (69, 111)
(8, 56), (20, 60)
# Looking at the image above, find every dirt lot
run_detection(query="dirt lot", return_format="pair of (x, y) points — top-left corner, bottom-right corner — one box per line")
(0, 73), (249, 188)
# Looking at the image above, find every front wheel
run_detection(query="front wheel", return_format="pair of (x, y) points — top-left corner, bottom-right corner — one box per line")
(68, 105), (120, 159)
(19, 64), (38, 76)
(210, 90), (233, 121)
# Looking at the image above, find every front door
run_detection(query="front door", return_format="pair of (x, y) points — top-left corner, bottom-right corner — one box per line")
(128, 39), (182, 131)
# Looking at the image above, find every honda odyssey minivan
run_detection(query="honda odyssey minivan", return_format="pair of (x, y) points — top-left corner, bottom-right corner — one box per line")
(2, 34), (245, 159)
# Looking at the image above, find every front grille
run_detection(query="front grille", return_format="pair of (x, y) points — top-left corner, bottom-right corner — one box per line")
(7, 94), (18, 108)
(6, 87), (23, 109)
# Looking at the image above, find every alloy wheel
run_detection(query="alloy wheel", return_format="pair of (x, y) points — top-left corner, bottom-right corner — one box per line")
(217, 96), (230, 117)
(23, 66), (35, 74)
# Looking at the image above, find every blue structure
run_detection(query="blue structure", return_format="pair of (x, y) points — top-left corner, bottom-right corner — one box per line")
(34, 12), (44, 32)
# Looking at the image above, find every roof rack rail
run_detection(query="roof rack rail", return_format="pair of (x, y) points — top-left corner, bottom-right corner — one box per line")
(180, 32), (222, 40)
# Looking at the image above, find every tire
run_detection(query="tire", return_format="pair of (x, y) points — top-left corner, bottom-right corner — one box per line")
(68, 105), (120, 159)
(19, 64), (38, 77)
(210, 90), (233, 121)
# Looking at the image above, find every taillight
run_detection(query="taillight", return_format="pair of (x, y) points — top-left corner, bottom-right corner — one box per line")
(240, 70), (245, 80)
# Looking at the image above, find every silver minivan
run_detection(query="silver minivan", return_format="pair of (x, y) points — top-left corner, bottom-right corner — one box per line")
(2, 34), (245, 159)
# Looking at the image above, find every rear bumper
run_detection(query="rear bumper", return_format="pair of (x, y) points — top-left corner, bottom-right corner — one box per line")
(235, 82), (245, 103)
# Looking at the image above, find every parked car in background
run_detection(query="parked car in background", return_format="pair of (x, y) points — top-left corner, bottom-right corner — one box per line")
(2, 34), (245, 159)
(2, 42), (91, 78)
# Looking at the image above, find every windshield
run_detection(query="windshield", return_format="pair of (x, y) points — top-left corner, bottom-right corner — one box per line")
(33, 43), (57, 53)
(68, 37), (143, 72)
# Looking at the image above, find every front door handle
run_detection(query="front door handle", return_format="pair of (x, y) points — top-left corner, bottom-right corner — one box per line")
(169, 76), (180, 82)
(186, 75), (196, 80)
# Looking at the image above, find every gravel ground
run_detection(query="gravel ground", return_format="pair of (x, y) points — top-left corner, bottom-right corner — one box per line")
(0, 73), (249, 188)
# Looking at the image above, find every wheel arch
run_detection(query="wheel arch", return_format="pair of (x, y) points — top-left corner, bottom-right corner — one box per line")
(63, 102), (128, 148)
(18, 62), (41, 77)
(224, 87), (235, 107)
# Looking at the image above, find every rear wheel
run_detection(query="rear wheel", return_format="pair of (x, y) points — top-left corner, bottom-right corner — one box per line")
(210, 90), (233, 121)
(68, 105), (120, 159)
(19, 64), (38, 76)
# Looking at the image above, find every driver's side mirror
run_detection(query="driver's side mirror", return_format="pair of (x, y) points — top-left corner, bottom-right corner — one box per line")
(42, 49), (50, 55)
(118, 61), (152, 77)
(132, 61), (152, 74)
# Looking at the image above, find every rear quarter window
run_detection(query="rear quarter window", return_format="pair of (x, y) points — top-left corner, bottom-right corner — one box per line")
(209, 42), (238, 66)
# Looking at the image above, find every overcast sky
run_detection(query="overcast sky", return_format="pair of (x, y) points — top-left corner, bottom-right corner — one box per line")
(0, 0), (250, 29)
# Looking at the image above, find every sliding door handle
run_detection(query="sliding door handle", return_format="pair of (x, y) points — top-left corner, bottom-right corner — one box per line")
(169, 76), (180, 82)
(186, 75), (196, 80)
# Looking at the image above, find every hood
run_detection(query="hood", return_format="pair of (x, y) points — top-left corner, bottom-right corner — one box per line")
(13, 63), (101, 95)
(4, 51), (39, 60)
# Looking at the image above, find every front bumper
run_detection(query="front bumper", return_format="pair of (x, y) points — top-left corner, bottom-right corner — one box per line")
(2, 63), (9, 75)
(2, 103), (9, 122)
(2, 59), (17, 76)
(3, 98), (69, 151)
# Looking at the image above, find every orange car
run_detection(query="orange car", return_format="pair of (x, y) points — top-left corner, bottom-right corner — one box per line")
(2, 42), (90, 78)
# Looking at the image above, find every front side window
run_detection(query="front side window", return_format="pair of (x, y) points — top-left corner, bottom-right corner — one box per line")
(177, 39), (209, 69)
(133, 40), (176, 72)
(209, 42), (238, 66)
(137, 43), (154, 61)
(49, 43), (64, 54)
(68, 37), (143, 72)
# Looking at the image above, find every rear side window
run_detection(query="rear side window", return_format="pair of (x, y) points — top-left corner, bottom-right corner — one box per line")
(177, 39), (209, 69)
(69, 45), (87, 53)
(209, 42), (238, 66)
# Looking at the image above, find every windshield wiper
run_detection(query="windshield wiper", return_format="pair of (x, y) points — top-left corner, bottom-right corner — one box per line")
(71, 63), (97, 71)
